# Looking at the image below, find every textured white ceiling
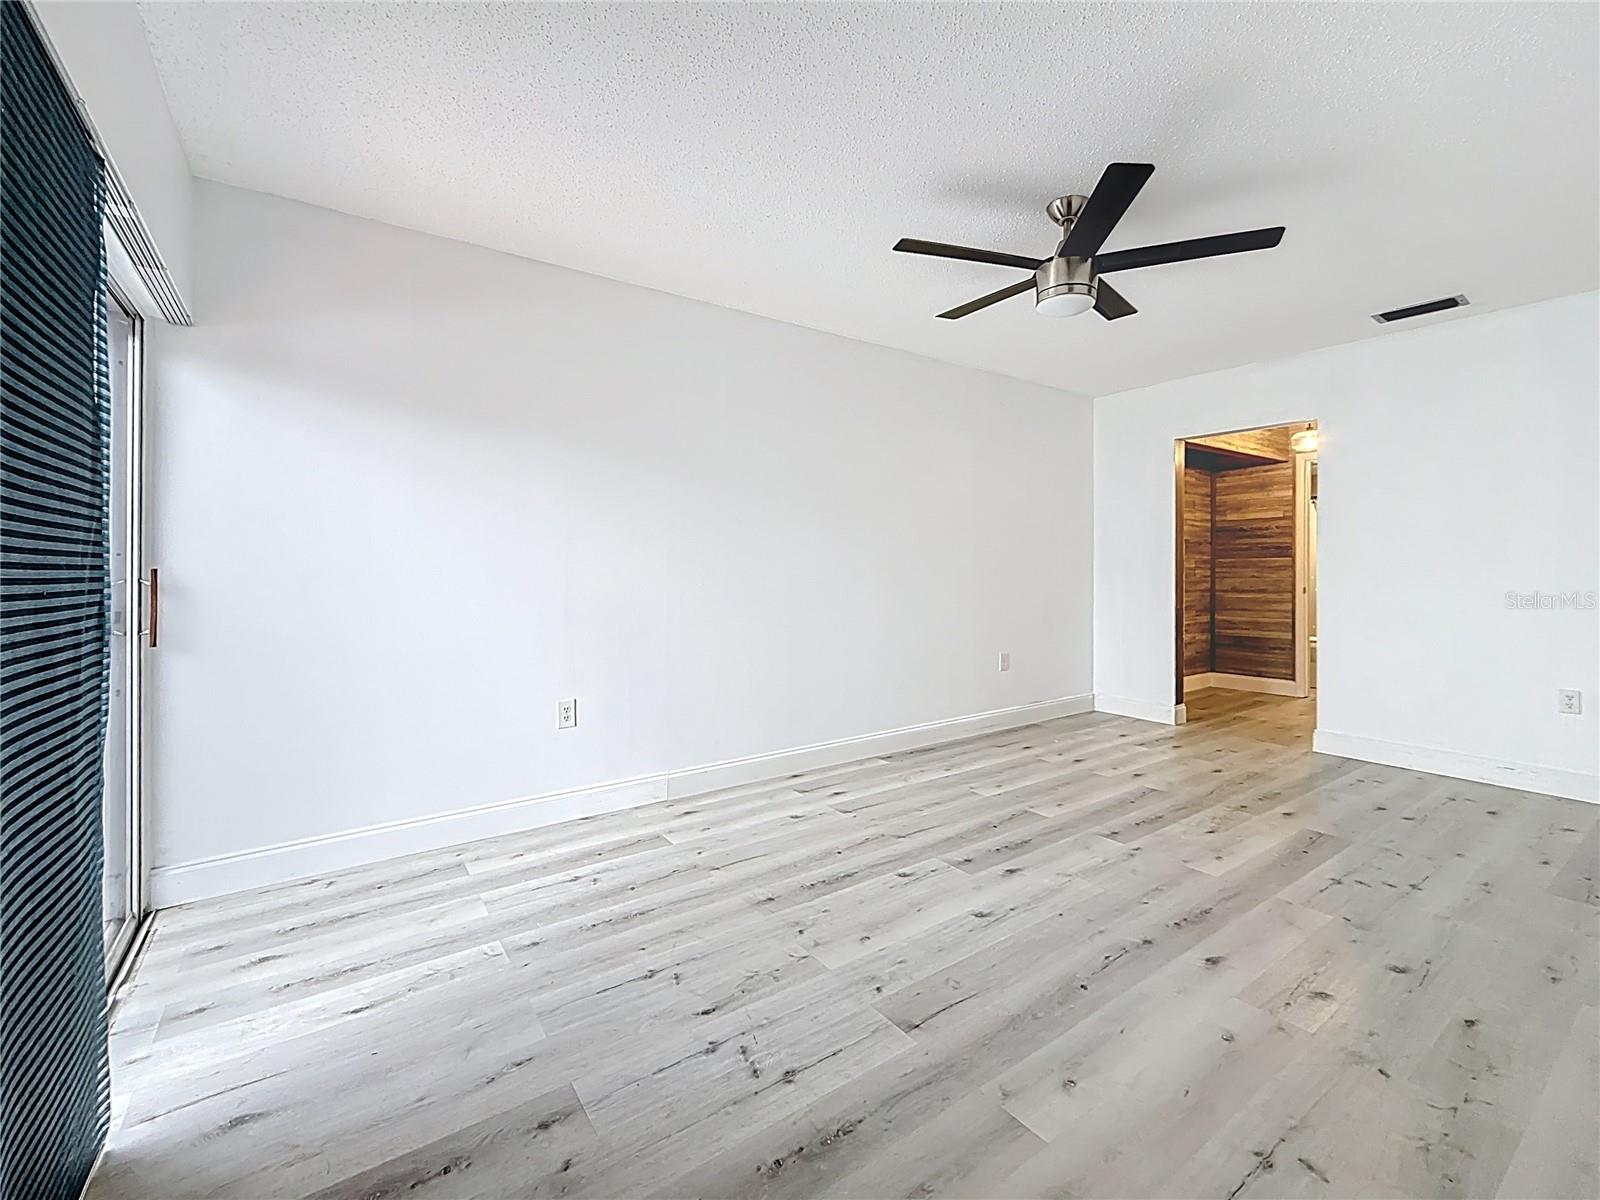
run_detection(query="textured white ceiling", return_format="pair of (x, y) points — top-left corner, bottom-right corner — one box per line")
(138, 1), (1598, 398)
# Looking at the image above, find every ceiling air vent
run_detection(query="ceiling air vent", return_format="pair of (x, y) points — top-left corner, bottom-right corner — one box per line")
(1371, 295), (1469, 324)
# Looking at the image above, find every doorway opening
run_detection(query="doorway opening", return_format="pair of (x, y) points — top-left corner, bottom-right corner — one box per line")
(1174, 420), (1318, 742)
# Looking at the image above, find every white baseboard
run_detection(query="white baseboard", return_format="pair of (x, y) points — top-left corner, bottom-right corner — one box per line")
(1312, 729), (1598, 804)
(148, 777), (664, 908)
(1186, 672), (1303, 697)
(658, 693), (1093, 798)
(148, 693), (1095, 908)
(1093, 694), (1184, 726)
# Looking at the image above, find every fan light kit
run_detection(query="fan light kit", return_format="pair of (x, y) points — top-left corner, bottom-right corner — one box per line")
(894, 162), (1285, 323)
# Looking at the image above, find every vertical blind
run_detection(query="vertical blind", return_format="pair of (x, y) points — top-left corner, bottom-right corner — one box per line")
(0, 2), (112, 1197)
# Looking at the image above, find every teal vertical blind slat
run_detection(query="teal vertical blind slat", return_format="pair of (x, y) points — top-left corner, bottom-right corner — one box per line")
(0, 2), (113, 1198)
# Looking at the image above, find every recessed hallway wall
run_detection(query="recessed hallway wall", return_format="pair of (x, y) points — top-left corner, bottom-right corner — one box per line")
(1211, 460), (1297, 681)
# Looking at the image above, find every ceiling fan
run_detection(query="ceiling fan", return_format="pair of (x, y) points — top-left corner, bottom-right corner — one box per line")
(894, 163), (1284, 321)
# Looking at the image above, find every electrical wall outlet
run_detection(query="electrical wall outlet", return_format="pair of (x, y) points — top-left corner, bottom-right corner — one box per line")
(558, 698), (578, 729)
(1558, 689), (1582, 716)
(998, 651), (1010, 673)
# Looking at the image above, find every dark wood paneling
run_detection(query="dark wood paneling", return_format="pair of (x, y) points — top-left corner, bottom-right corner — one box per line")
(1182, 467), (1213, 676)
(1212, 462), (1295, 679)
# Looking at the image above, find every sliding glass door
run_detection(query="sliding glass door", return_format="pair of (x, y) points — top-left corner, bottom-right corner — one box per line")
(102, 289), (145, 975)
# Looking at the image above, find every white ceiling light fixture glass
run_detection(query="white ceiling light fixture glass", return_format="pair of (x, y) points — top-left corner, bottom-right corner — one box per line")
(1036, 289), (1096, 317)
(1290, 428), (1319, 453)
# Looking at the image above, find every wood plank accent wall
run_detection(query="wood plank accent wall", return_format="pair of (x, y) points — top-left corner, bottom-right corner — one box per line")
(1187, 425), (1300, 462)
(1182, 467), (1214, 675)
(1211, 461), (1296, 680)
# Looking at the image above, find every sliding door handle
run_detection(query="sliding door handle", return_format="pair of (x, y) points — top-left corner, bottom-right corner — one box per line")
(139, 567), (159, 648)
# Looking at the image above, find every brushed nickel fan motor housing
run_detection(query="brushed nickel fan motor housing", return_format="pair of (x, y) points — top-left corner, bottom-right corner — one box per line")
(1038, 194), (1098, 305)
(1036, 254), (1096, 305)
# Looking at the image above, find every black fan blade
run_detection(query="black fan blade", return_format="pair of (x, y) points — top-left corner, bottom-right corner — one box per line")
(936, 276), (1036, 320)
(1059, 162), (1155, 258)
(1094, 280), (1137, 320)
(894, 238), (1043, 272)
(1094, 227), (1285, 275)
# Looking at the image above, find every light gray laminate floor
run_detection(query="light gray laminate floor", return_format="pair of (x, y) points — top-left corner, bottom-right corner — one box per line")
(90, 691), (1599, 1199)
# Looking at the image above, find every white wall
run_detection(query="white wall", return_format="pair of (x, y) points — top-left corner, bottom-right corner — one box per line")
(33, 1), (194, 306)
(146, 182), (1094, 903)
(1094, 292), (1600, 801)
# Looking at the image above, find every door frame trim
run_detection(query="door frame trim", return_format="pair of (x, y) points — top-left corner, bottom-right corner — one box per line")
(1172, 438), (1187, 708)
(1293, 450), (1316, 699)
(103, 278), (147, 983)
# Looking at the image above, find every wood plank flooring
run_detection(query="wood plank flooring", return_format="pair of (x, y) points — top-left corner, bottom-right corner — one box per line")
(89, 692), (1600, 1199)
